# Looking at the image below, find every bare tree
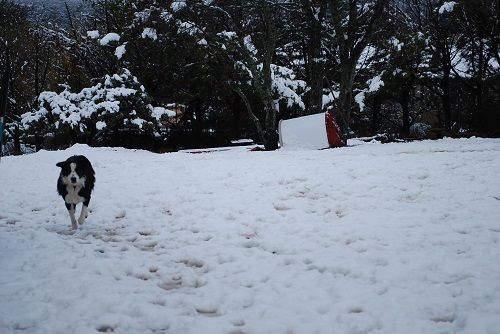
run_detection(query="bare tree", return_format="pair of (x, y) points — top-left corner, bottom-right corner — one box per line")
(327, 0), (388, 137)
(300, 0), (328, 115)
(190, 0), (288, 150)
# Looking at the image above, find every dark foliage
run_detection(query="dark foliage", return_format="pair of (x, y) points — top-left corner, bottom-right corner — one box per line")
(1, 0), (499, 154)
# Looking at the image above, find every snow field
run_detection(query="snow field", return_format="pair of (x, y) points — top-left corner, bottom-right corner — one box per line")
(1, 138), (500, 334)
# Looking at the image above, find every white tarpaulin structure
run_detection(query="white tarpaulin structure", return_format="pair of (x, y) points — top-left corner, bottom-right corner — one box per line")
(278, 112), (347, 150)
(279, 113), (329, 149)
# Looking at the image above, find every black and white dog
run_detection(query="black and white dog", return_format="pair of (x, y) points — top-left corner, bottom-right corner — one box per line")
(56, 155), (95, 229)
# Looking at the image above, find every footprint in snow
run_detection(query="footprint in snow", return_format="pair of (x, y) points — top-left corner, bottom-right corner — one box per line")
(114, 210), (126, 219)
(96, 324), (115, 333)
(273, 202), (291, 211)
(178, 258), (204, 268)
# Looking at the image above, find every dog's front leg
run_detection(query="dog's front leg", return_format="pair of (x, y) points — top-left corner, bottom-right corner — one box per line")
(66, 203), (78, 229)
(78, 204), (88, 225)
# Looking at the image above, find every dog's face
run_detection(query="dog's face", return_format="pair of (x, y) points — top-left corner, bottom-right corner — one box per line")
(57, 161), (86, 187)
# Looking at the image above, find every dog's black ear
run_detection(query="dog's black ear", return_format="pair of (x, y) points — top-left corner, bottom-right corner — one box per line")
(56, 161), (66, 168)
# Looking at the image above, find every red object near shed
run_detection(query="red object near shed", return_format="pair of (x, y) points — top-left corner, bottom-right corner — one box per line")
(325, 112), (346, 148)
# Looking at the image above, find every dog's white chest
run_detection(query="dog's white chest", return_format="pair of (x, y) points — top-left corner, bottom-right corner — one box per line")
(65, 185), (85, 204)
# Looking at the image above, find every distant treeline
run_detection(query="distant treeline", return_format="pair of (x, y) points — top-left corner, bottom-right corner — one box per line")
(1, 0), (499, 153)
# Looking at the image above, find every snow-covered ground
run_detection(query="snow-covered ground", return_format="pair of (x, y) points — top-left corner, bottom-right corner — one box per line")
(1, 138), (500, 334)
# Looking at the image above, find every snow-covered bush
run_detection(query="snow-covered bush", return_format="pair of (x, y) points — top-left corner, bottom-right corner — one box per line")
(21, 69), (175, 148)
(410, 122), (432, 139)
(271, 65), (306, 111)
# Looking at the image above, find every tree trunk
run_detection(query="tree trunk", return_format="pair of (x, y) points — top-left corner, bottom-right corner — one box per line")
(234, 88), (265, 144)
(400, 84), (411, 137)
(475, 80), (484, 131)
(442, 78), (451, 130)
(261, 1), (279, 150)
(35, 133), (41, 151)
(303, 0), (326, 115)
(337, 62), (356, 137)
(475, 37), (485, 132)
(13, 125), (21, 155)
(329, 0), (387, 139)
(441, 59), (452, 129)
(307, 45), (324, 116)
(371, 94), (381, 134)
(263, 104), (279, 150)
(261, 67), (278, 150)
